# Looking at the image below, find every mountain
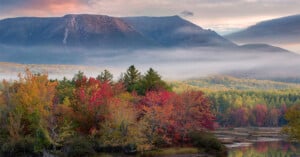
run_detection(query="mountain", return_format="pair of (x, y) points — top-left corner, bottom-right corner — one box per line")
(122, 16), (235, 47)
(0, 14), (157, 48)
(0, 14), (235, 49)
(226, 14), (300, 43)
(0, 14), (296, 54)
(226, 14), (300, 52)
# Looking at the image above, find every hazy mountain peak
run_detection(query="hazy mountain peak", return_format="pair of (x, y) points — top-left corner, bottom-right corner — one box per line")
(254, 14), (300, 27)
(226, 14), (300, 45)
(122, 15), (235, 47)
(0, 14), (156, 48)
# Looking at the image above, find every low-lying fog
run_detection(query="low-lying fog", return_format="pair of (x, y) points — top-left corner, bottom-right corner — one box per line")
(0, 45), (300, 81)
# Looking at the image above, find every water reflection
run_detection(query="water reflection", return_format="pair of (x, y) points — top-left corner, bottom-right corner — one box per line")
(228, 141), (300, 157)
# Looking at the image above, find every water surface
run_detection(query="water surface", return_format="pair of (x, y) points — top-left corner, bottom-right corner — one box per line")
(228, 141), (300, 157)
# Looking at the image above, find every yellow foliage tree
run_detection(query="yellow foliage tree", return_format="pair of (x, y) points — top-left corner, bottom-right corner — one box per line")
(3, 69), (57, 150)
(283, 104), (300, 141)
(100, 97), (146, 150)
(13, 69), (57, 116)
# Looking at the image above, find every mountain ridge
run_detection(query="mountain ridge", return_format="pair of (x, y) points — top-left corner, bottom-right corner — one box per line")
(0, 14), (235, 49)
(122, 15), (236, 47)
(226, 14), (300, 45)
(0, 14), (157, 48)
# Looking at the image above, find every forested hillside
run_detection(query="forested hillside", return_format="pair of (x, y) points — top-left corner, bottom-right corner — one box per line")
(209, 90), (300, 127)
(171, 75), (300, 127)
(178, 75), (300, 91)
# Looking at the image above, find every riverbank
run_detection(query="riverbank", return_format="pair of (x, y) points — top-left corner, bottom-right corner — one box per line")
(214, 127), (287, 148)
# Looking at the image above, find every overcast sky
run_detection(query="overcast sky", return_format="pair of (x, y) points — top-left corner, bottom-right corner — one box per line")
(0, 0), (300, 34)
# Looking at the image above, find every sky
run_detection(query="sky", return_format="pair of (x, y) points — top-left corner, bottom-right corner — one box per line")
(0, 0), (300, 34)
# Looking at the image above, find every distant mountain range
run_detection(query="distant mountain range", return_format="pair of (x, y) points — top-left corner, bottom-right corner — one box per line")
(226, 14), (300, 43)
(0, 14), (299, 82)
(226, 14), (300, 52)
(0, 14), (294, 51)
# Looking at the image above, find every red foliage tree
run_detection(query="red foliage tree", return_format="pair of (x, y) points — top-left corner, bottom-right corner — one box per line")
(139, 90), (215, 145)
(72, 77), (113, 134)
(171, 91), (215, 144)
(230, 106), (249, 127)
(252, 104), (268, 127)
(138, 91), (175, 145)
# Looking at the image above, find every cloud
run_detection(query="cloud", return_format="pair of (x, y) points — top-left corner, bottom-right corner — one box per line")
(180, 10), (194, 17)
(85, 0), (300, 34)
(0, 0), (91, 17)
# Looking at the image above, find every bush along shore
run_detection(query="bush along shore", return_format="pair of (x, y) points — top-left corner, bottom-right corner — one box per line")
(0, 133), (227, 157)
(0, 67), (227, 157)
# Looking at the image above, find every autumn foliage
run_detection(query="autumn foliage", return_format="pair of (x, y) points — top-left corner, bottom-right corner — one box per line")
(71, 77), (113, 134)
(1, 66), (297, 156)
(137, 90), (215, 146)
(0, 67), (215, 156)
(209, 91), (297, 127)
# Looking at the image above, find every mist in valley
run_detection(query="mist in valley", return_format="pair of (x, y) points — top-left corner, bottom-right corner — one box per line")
(1, 45), (300, 82)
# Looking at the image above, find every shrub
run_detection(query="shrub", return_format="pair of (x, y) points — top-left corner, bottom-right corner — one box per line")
(0, 129), (8, 147)
(189, 131), (228, 157)
(93, 140), (137, 155)
(63, 137), (95, 157)
(1, 137), (39, 157)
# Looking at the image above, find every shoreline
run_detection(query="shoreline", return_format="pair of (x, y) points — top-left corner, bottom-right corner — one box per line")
(214, 127), (288, 148)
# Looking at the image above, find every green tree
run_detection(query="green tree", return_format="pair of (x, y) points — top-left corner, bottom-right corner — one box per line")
(124, 65), (141, 92)
(97, 69), (113, 83)
(72, 71), (85, 82)
(138, 68), (170, 95)
(56, 77), (75, 104)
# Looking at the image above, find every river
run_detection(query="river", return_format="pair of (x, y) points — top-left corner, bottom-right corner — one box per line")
(228, 141), (300, 157)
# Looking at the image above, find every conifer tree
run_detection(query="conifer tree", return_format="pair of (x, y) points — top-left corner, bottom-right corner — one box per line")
(124, 65), (141, 92)
(97, 69), (113, 83)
